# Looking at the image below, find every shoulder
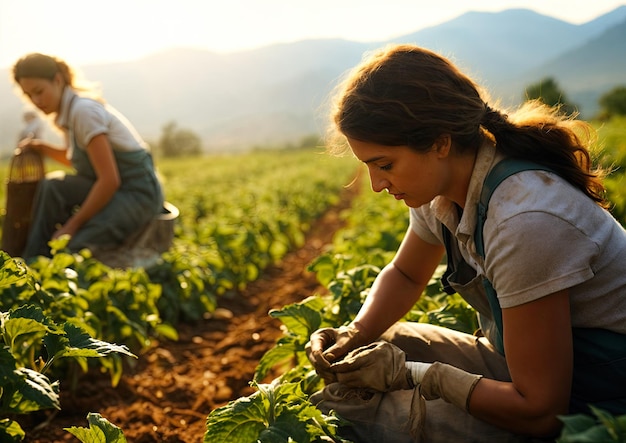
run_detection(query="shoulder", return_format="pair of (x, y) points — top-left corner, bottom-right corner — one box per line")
(70, 96), (109, 126)
(488, 170), (597, 228)
(71, 96), (105, 114)
(482, 172), (602, 304)
(483, 169), (608, 270)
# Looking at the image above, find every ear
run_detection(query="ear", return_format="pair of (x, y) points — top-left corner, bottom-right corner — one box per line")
(53, 72), (65, 87)
(433, 134), (452, 158)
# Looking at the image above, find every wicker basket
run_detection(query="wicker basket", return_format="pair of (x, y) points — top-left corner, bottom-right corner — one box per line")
(1, 149), (44, 257)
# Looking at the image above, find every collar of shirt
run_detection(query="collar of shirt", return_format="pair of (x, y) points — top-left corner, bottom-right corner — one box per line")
(54, 86), (77, 130)
(430, 140), (499, 249)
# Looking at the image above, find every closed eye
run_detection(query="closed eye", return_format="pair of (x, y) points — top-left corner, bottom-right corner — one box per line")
(379, 163), (392, 171)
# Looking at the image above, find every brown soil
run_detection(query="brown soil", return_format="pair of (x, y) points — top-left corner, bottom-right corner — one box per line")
(18, 186), (356, 443)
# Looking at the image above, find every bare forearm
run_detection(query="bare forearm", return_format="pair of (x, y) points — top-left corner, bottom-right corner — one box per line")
(63, 180), (118, 232)
(467, 290), (573, 437)
(29, 140), (71, 166)
(353, 263), (425, 340)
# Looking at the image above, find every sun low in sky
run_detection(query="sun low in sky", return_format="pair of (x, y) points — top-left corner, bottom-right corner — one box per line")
(0, 0), (624, 69)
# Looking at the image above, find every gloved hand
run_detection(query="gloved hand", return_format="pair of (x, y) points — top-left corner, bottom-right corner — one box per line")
(306, 323), (368, 384)
(329, 341), (414, 392)
(419, 362), (483, 411)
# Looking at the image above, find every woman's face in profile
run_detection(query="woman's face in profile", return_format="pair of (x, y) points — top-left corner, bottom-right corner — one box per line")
(18, 73), (64, 115)
(347, 137), (451, 209)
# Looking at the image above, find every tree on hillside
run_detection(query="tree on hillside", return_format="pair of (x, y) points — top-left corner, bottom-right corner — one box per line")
(524, 77), (577, 115)
(599, 86), (626, 118)
(157, 121), (203, 157)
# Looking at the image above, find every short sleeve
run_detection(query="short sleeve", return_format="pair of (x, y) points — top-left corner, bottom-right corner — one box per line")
(485, 211), (598, 308)
(71, 99), (109, 148)
(409, 206), (443, 245)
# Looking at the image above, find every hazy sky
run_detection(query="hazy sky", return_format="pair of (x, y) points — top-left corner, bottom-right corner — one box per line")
(1, 0), (624, 69)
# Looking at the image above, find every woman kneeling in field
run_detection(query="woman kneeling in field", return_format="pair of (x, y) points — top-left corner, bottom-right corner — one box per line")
(307, 44), (626, 442)
(12, 53), (163, 259)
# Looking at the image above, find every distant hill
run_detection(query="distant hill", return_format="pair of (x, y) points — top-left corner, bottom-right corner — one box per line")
(390, 7), (626, 109)
(516, 17), (626, 116)
(1, 5), (625, 154)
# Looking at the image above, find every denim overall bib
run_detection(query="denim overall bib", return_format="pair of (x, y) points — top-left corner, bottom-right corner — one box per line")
(23, 123), (163, 258)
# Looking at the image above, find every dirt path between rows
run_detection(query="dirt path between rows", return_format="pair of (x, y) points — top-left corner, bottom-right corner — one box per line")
(19, 184), (357, 443)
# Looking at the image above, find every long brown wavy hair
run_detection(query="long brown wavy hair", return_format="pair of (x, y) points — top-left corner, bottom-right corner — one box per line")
(13, 53), (103, 103)
(328, 44), (607, 206)
(13, 53), (74, 86)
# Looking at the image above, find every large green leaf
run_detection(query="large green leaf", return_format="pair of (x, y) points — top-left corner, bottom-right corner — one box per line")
(257, 408), (310, 443)
(254, 336), (299, 382)
(60, 323), (136, 359)
(0, 418), (25, 442)
(43, 331), (99, 361)
(0, 346), (19, 382)
(12, 367), (60, 413)
(65, 412), (127, 443)
(3, 318), (50, 350)
(269, 296), (324, 338)
(205, 392), (268, 442)
(205, 379), (342, 443)
(0, 253), (30, 290)
(557, 407), (626, 442)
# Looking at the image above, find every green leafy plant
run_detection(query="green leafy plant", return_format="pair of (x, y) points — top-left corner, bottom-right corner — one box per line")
(557, 406), (626, 442)
(0, 252), (136, 441)
(65, 413), (127, 442)
(255, 296), (328, 383)
(0, 303), (136, 441)
(205, 376), (349, 443)
(212, 175), (482, 442)
(0, 148), (361, 439)
(1, 246), (157, 387)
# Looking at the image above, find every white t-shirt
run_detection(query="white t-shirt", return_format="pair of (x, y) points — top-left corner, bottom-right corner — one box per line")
(410, 142), (626, 334)
(55, 87), (148, 157)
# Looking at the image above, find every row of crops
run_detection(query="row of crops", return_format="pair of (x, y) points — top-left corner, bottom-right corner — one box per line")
(204, 118), (626, 442)
(203, 171), (481, 442)
(1, 116), (626, 442)
(0, 147), (358, 441)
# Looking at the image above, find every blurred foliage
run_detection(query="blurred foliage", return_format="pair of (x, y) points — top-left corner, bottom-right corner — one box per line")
(524, 77), (578, 115)
(599, 86), (626, 119)
(595, 116), (626, 225)
(156, 121), (202, 158)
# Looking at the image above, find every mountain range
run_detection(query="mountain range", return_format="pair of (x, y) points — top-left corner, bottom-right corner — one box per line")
(1, 6), (625, 154)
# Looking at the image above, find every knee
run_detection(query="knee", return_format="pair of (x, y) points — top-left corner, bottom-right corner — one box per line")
(379, 322), (440, 361)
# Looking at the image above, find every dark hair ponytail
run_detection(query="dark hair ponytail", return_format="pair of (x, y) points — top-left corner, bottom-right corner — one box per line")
(481, 100), (606, 206)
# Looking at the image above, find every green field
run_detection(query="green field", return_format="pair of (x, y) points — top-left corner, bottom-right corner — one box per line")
(1, 117), (626, 442)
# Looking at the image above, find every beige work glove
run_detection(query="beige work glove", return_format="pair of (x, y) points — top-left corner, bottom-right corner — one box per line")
(306, 323), (368, 384)
(328, 341), (414, 392)
(419, 361), (483, 411)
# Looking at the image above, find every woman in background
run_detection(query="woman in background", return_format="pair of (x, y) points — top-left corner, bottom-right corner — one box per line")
(307, 44), (626, 442)
(12, 53), (163, 259)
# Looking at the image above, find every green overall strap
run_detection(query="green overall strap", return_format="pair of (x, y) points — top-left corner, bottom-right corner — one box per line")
(475, 158), (555, 354)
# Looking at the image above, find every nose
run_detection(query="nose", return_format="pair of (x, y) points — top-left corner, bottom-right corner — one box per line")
(369, 170), (390, 193)
(30, 95), (43, 109)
